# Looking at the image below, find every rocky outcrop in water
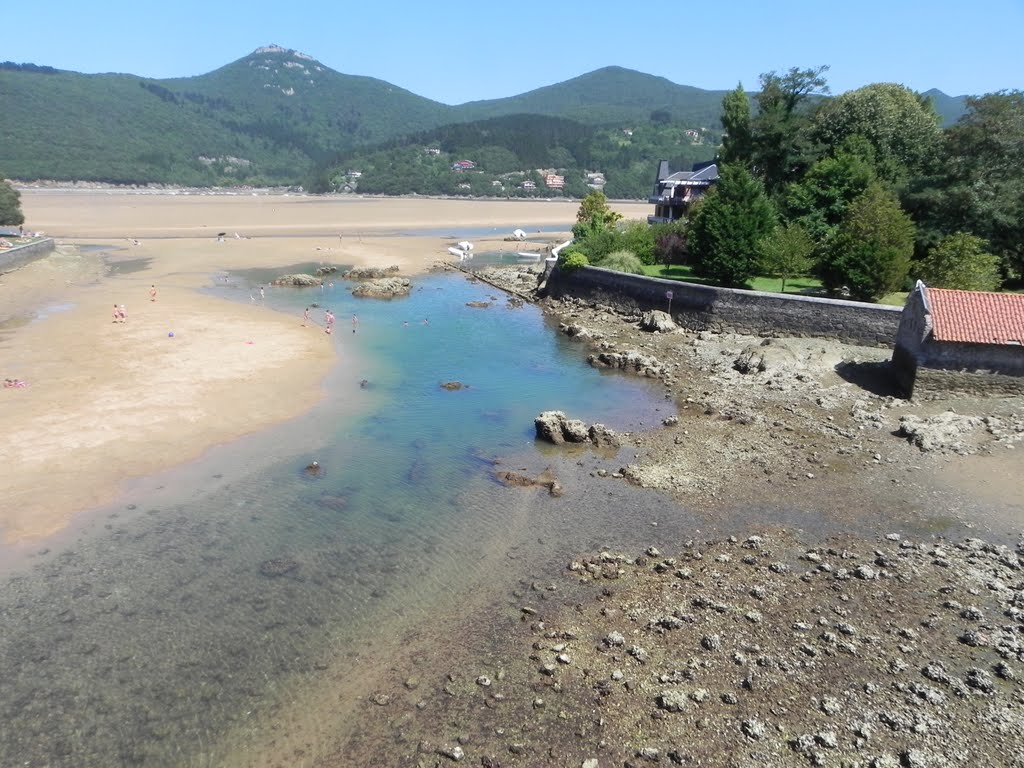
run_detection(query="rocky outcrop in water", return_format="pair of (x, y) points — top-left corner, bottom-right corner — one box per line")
(535, 411), (621, 448)
(351, 277), (411, 298)
(345, 265), (400, 280)
(587, 350), (664, 378)
(272, 273), (321, 286)
(495, 467), (563, 497)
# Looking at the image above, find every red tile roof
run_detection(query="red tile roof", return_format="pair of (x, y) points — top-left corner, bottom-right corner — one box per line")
(925, 286), (1024, 344)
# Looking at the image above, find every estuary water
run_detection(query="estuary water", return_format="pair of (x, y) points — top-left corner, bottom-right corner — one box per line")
(0, 268), (680, 767)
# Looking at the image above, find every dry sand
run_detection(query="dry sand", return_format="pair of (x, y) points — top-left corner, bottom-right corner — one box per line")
(1, 193), (648, 545)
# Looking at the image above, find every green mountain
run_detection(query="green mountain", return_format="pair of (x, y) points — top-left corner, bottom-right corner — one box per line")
(922, 88), (969, 126)
(0, 46), (455, 185)
(460, 66), (729, 127)
(0, 51), (732, 186)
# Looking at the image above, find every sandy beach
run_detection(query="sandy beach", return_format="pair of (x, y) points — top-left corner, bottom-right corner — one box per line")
(1, 193), (647, 545)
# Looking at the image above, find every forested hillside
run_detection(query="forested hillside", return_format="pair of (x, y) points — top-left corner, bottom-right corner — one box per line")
(0, 47), (972, 188)
(320, 115), (718, 199)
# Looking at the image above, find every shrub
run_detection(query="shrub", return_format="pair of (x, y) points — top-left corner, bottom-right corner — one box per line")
(917, 233), (1002, 292)
(558, 251), (590, 272)
(617, 221), (658, 264)
(595, 249), (645, 275)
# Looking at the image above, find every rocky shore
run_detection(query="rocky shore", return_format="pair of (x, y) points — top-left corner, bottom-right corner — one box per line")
(331, 263), (1022, 767)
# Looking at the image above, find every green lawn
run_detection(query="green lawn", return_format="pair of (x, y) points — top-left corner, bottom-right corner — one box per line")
(639, 264), (906, 306)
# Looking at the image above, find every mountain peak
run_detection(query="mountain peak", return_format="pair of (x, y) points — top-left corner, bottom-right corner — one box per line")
(251, 45), (318, 62)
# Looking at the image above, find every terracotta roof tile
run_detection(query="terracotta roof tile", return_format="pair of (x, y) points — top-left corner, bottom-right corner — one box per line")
(925, 287), (1024, 345)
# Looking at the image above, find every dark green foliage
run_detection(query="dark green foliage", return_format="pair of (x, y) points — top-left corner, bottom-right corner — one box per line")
(689, 164), (777, 287)
(0, 178), (25, 226)
(750, 66), (830, 196)
(819, 183), (915, 300)
(720, 83), (753, 166)
(904, 91), (1024, 279)
(0, 62), (58, 74)
(917, 232), (1002, 291)
(783, 145), (877, 245)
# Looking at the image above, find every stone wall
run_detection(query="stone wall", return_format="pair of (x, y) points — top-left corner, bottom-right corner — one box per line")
(910, 367), (1024, 399)
(546, 266), (902, 347)
(0, 238), (55, 272)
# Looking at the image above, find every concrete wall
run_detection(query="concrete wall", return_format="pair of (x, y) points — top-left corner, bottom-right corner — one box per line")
(546, 266), (902, 347)
(0, 238), (55, 272)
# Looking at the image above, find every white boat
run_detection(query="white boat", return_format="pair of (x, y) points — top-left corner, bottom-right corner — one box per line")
(515, 252), (543, 261)
(457, 240), (474, 251)
(447, 246), (468, 259)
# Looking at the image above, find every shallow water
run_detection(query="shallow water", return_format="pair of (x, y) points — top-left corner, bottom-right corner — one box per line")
(0, 270), (675, 767)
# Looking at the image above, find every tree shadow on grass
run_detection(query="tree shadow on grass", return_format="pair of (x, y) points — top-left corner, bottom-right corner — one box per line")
(835, 360), (905, 399)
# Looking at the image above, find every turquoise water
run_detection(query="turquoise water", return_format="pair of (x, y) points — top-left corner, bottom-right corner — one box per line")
(0, 270), (675, 767)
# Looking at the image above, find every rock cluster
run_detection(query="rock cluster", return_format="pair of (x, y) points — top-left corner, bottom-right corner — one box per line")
(534, 411), (620, 448)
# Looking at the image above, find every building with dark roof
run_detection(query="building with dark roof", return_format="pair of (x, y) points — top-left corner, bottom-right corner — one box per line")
(892, 281), (1024, 397)
(647, 160), (719, 224)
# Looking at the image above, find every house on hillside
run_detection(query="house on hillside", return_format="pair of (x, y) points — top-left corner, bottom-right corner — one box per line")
(544, 174), (565, 190)
(892, 281), (1024, 397)
(520, 180), (537, 191)
(452, 160), (476, 171)
(647, 160), (719, 224)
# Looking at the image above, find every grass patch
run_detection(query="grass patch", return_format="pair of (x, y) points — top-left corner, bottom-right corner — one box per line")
(639, 264), (908, 306)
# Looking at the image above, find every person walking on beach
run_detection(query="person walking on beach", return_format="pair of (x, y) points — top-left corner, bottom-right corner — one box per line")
(259, 286), (265, 301)
(119, 304), (127, 323)
(302, 307), (310, 327)
(149, 285), (157, 302)
(113, 304), (122, 323)
(325, 310), (335, 331)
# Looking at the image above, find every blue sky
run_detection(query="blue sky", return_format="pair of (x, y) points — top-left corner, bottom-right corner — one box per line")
(4, 0), (1021, 103)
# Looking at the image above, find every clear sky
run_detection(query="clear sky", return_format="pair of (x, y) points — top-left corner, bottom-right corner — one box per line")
(4, 0), (1021, 103)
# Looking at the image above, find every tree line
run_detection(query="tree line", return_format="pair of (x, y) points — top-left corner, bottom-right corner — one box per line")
(565, 68), (1023, 299)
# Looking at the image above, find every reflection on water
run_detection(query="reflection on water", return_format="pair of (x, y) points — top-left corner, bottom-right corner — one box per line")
(0, 271), (673, 766)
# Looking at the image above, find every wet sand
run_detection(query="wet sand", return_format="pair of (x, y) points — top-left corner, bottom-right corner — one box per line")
(1, 193), (648, 545)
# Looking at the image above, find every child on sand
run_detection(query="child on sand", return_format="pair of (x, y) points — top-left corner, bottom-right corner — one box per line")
(149, 285), (157, 302)
(302, 307), (310, 327)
